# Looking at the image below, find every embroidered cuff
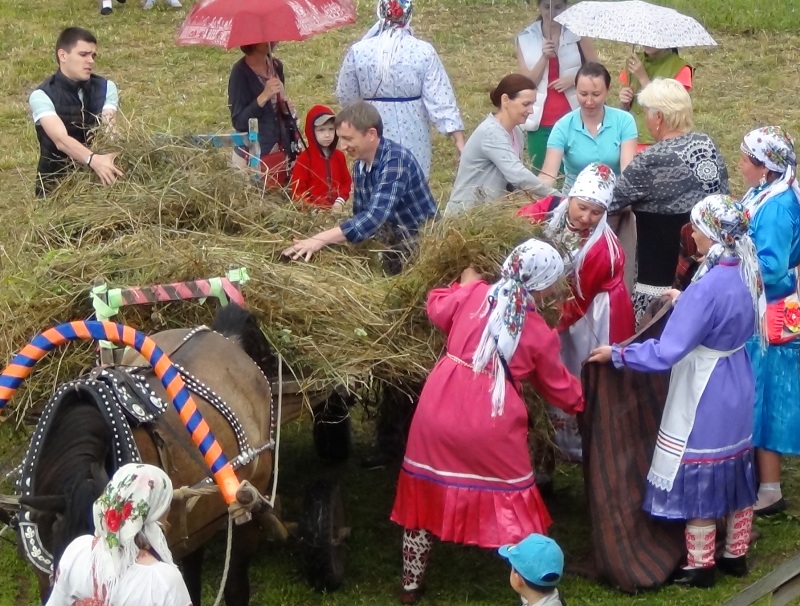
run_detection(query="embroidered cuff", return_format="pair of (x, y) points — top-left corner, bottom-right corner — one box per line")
(611, 345), (626, 369)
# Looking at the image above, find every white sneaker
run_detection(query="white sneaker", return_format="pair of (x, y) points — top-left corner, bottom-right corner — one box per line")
(143, 0), (154, 8)
(168, 0), (182, 7)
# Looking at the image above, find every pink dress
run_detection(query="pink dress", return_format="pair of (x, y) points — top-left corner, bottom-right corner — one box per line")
(390, 281), (583, 547)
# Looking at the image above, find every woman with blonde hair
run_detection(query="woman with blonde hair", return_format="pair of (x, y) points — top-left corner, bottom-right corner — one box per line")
(608, 77), (729, 322)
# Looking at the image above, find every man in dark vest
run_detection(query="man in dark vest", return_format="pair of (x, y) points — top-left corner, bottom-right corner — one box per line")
(29, 27), (123, 197)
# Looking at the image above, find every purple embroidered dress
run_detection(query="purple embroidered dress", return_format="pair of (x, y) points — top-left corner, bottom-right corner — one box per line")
(611, 259), (757, 520)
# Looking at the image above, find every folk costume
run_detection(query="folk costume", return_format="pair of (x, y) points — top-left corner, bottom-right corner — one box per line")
(390, 240), (583, 596)
(46, 464), (191, 606)
(740, 127), (800, 512)
(520, 163), (634, 460)
(336, 0), (464, 178)
(290, 105), (352, 208)
(610, 195), (760, 582)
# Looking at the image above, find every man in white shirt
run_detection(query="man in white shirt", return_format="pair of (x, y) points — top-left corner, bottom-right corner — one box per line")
(29, 27), (123, 197)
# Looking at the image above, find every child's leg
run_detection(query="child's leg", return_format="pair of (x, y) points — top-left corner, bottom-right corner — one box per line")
(402, 528), (433, 591)
(717, 507), (753, 577)
(684, 520), (716, 569)
(671, 519), (717, 587)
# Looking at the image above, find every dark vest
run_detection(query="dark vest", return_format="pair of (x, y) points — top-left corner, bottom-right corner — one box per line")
(35, 71), (107, 195)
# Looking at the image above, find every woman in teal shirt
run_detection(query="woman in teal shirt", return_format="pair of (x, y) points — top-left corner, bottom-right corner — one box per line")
(540, 62), (638, 191)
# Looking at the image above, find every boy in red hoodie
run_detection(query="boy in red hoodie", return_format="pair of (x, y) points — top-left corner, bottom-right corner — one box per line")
(290, 105), (352, 209)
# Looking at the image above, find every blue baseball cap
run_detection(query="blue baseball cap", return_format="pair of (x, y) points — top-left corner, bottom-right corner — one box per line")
(498, 534), (564, 587)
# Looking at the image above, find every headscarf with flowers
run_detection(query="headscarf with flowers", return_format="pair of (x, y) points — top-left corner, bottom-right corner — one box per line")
(362, 0), (414, 86)
(547, 163), (621, 297)
(90, 464), (174, 602)
(473, 239), (565, 417)
(740, 126), (800, 217)
(690, 194), (766, 338)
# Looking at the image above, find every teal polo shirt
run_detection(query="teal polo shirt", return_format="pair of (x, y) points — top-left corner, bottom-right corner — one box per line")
(547, 105), (638, 190)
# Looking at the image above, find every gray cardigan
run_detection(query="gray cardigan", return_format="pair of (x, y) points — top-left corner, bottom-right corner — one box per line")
(445, 113), (557, 215)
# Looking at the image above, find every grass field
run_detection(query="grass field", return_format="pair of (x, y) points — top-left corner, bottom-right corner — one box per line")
(2, 0), (800, 604)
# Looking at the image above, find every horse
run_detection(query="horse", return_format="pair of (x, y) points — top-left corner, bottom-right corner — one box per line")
(13, 302), (277, 606)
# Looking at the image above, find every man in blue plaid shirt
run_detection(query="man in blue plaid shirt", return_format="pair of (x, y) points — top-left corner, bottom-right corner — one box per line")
(283, 101), (436, 274)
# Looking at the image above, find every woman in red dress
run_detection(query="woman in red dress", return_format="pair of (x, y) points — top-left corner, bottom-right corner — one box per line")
(519, 163), (634, 461)
(390, 239), (583, 603)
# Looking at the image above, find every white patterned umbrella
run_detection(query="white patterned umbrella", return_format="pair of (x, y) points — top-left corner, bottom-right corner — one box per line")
(554, 0), (717, 48)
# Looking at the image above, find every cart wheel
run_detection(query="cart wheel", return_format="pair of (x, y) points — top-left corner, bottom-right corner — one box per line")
(301, 480), (347, 592)
(312, 393), (352, 462)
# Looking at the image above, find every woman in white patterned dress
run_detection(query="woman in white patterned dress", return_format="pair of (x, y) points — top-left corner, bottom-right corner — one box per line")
(336, 0), (465, 178)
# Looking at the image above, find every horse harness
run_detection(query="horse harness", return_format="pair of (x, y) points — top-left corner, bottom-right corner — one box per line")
(16, 326), (278, 576)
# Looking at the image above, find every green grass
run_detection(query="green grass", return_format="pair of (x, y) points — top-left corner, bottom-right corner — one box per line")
(1, 0), (800, 604)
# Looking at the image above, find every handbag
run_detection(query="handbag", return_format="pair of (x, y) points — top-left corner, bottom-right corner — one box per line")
(766, 273), (800, 344)
(261, 149), (291, 188)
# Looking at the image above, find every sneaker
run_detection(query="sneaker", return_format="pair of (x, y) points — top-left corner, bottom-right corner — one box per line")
(100, 6), (113, 13)
(168, 0), (183, 7)
(143, 0), (154, 8)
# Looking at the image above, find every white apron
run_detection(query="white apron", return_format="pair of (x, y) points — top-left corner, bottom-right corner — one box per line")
(648, 344), (743, 491)
(550, 293), (611, 461)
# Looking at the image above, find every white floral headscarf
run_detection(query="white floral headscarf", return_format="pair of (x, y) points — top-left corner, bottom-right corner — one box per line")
(741, 126), (800, 217)
(90, 464), (174, 602)
(690, 194), (765, 338)
(363, 0), (415, 83)
(473, 239), (565, 417)
(548, 163), (621, 296)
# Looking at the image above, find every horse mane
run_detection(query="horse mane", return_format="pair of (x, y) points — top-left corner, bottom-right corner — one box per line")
(211, 302), (278, 378)
(21, 398), (112, 567)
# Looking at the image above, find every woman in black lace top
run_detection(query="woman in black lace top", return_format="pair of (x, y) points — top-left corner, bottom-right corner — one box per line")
(608, 78), (728, 322)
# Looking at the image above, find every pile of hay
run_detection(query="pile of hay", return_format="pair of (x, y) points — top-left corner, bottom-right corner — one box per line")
(0, 122), (560, 416)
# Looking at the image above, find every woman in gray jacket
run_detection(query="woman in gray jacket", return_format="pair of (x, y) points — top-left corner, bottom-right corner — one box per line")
(445, 74), (557, 215)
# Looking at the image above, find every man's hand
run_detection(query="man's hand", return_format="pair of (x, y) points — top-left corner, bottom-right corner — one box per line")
(90, 152), (123, 185)
(548, 75), (574, 93)
(282, 236), (325, 262)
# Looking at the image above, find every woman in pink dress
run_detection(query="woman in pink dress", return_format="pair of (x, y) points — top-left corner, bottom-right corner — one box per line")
(390, 239), (583, 604)
(519, 163), (635, 461)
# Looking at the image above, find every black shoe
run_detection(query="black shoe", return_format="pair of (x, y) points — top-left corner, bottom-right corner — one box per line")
(754, 497), (787, 517)
(100, 6), (112, 13)
(717, 555), (748, 577)
(671, 566), (716, 588)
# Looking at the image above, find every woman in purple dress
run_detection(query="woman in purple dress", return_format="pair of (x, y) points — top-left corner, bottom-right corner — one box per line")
(589, 194), (763, 588)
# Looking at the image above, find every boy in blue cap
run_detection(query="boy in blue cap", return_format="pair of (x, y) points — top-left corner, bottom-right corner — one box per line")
(498, 534), (565, 606)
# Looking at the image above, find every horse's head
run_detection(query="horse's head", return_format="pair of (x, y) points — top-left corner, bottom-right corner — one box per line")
(24, 399), (112, 570)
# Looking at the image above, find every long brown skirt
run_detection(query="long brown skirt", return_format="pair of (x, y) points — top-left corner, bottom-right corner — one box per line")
(580, 302), (685, 593)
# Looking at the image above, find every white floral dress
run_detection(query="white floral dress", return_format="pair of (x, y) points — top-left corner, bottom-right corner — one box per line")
(336, 27), (464, 177)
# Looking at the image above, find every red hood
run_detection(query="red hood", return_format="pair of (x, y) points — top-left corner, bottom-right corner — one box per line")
(304, 104), (338, 157)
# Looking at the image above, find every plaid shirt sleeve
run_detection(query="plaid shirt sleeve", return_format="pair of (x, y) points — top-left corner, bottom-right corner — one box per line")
(340, 151), (409, 243)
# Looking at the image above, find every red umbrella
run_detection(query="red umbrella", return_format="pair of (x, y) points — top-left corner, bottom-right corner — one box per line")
(176, 0), (356, 49)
